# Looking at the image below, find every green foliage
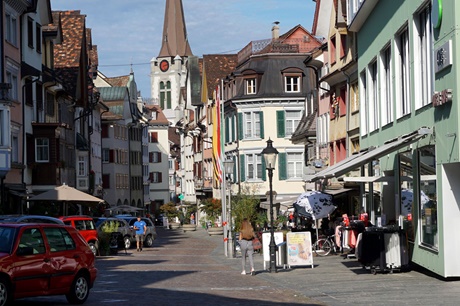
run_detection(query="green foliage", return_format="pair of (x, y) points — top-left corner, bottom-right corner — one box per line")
(160, 202), (180, 222)
(232, 185), (260, 232)
(180, 202), (197, 224)
(98, 221), (119, 256)
(199, 198), (222, 224)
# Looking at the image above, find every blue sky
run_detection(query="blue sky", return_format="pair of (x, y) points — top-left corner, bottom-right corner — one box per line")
(51, 0), (316, 98)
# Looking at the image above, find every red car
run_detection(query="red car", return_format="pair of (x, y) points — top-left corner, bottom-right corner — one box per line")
(0, 223), (97, 305)
(59, 216), (99, 256)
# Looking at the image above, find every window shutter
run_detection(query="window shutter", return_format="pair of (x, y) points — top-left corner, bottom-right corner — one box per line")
(149, 172), (153, 181)
(277, 110), (285, 138)
(149, 152), (153, 162)
(158, 152), (162, 162)
(259, 112), (264, 139)
(261, 155), (266, 181)
(232, 115), (236, 141)
(278, 153), (287, 180)
(238, 113), (243, 140)
(159, 172), (162, 183)
(109, 149), (114, 163)
(225, 117), (229, 143)
(239, 154), (245, 182)
(102, 174), (110, 189)
(102, 125), (109, 138)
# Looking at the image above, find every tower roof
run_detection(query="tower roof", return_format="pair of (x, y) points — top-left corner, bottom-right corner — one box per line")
(158, 0), (193, 57)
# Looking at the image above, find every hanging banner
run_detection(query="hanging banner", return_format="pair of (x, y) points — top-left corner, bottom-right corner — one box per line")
(286, 232), (314, 267)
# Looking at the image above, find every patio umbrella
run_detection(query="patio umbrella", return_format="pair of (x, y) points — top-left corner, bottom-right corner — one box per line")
(107, 205), (143, 214)
(293, 191), (336, 240)
(401, 189), (430, 215)
(29, 184), (104, 215)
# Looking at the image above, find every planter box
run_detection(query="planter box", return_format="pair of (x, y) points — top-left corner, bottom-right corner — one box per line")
(207, 227), (224, 236)
(169, 222), (181, 230)
(182, 224), (196, 232)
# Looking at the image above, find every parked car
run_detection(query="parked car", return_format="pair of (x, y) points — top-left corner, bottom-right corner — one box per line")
(0, 223), (97, 305)
(0, 215), (64, 224)
(114, 215), (157, 248)
(59, 216), (99, 256)
(96, 218), (133, 249)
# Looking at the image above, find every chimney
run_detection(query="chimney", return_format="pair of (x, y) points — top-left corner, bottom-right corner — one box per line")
(272, 21), (280, 39)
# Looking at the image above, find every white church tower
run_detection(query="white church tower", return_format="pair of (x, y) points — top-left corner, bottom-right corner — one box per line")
(150, 0), (193, 124)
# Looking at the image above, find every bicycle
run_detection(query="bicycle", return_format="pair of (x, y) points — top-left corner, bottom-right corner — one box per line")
(313, 234), (340, 256)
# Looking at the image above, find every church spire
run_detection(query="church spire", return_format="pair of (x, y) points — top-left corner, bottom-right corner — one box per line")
(158, 0), (193, 57)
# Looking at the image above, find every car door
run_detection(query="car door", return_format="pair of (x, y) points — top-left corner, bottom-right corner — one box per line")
(12, 227), (52, 295)
(43, 227), (79, 291)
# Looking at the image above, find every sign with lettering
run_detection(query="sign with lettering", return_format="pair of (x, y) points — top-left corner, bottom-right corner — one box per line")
(432, 89), (453, 107)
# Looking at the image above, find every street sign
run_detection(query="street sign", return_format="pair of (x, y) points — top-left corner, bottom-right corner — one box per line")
(178, 194), (184, 200)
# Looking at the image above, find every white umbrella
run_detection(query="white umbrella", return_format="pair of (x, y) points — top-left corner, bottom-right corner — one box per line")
(401, 189), (430, 215)
(293, 191), (336, 240)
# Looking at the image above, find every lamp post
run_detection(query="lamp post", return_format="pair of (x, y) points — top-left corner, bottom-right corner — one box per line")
(261, 138), (279, 273)
(223, 158), (235, 258)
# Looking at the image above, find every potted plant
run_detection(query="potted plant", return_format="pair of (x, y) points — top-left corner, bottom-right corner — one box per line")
(98, 221), (119, 256)
(181, 202), (197, 232)
(160, 202), (181, 229)
(199, 198), (223, 235)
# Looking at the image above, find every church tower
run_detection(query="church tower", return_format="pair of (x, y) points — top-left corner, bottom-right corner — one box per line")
(150, 0), (193, 123)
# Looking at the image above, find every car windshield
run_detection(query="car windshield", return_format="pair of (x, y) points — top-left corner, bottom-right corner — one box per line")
(0, 227), (16, 253)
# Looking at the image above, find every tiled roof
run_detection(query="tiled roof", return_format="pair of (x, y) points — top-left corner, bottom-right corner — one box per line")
(202, 54), (238, 99)
(144, 104), (169, 125)
(104, 75), (130, 87)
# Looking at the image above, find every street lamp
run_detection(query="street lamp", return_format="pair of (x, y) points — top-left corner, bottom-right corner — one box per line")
(261, 138), (279, 273)
(223, 158), (235, 258)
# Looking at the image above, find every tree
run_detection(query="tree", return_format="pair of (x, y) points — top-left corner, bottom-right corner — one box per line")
(160, 202), (180, 222)
(199, 198), (222, 226)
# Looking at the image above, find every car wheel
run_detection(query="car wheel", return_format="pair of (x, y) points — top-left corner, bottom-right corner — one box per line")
(124, 236), (131, 249)
(144, 234), (153, 248)
(65, 273), (89, 304)
(0, 277), (11, 306)
(88, 242), (97, 256)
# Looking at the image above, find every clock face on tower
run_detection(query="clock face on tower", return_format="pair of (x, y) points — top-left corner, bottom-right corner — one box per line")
(160, 60), (169, 72)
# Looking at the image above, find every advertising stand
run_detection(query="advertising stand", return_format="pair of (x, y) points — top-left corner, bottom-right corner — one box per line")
(262, 232), (285, 270)
(286, 232), (314, 268)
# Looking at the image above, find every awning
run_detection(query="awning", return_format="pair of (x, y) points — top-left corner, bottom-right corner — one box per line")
(323, 188), (355, 195)
(259, 195), (298, 210)
(305, 127), (432, 182)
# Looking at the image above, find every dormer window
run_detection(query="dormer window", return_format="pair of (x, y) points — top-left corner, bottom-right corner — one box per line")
(245, 78), (256, 95)
(285, 75), (300, 93)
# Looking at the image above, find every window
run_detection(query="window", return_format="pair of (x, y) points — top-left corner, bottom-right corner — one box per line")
(149, 132), (158, 143)
(27, 17), (33, 48)
(44, 227), (76, 252)
(36, 23), (42, 53)
(159, 81), (171, 109)
(6, 70), (18, 101)
(350, 82), (359, 113)
(149, 152), (161, 163)
(396, 27), (411, 117)
(5, 12), (18, 46)
(102, 174), (110, 189)
(149, 172), (162, 183)
(19, 228), (45, 254)
(381, 45), (393, 125)
(46, 90), (54, 116)
(359, 70), (368, 136)
(243, 111), (261, 139)
(351, 138), (360, 154)
(285, 110), (302, 136)
(285, 76), (300, 92)
(102, 148), (110, 163)
(0, 108), (10, 146)
(246, 153), (262, 180)
(11, 135), (18, 163)
(340, 34), (347, 59)
(414, 5), (433, 108)
(368, 60), (379, 131)
(78, 156), (87, 176)
(287, 152), (303, 179)
(245, 78), (256, 94)
(330, 35), (337, 65)
(35, 138), (49, 162)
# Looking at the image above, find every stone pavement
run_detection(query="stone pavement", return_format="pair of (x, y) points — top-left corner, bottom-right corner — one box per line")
(19, 226), (460, 306)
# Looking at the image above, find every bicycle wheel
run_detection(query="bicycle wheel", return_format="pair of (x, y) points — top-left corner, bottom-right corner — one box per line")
(314, 238), (332, 256)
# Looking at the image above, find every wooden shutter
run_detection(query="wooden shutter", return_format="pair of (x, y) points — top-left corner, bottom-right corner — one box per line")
(149, 152), (153, 162)
(278, 153), (287, 180)
(239, 154), (245, 182)
(225, 117), (229, 143)
(259, 112), (264, 139)
(238, 113), (243, 140)
(158, 172), (163, 183)
(261, 155), (266, 181)
(277, 110), (285, 138)
(109, 149), (114, 163)
(102, 174), (110, 189)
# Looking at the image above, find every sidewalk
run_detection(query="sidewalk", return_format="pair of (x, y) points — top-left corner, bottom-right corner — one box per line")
(186, 226), (460, 305)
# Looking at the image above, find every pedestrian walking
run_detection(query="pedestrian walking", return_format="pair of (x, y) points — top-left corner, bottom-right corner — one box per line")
(238, 218), (256, 276)
(133, 216), (147, 252)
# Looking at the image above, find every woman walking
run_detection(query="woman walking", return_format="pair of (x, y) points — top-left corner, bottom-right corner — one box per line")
(238, 219), (256, 275)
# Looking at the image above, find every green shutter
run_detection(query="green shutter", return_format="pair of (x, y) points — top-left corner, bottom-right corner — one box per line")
(278, 153), (287, 180)
(238, 113), (243, 140)
(232, 115), (236, 141)
(277, 110), (285, 138)
(225, 117), (229, 143)
(261, 154), (266, 181)
(259, 112), (264, 139)
(239, 154), (245, 182)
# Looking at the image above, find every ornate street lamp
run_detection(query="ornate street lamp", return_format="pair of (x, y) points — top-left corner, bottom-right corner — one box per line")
(261, 138), (279, 273)
(223, 158), (235, 258)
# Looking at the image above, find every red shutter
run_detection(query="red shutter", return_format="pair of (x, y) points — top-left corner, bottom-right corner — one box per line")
(149, 172), (153, 181)
(102, 125), (109, 138)
(102, 174), (110, 189)
(152, 132), (158, 143)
